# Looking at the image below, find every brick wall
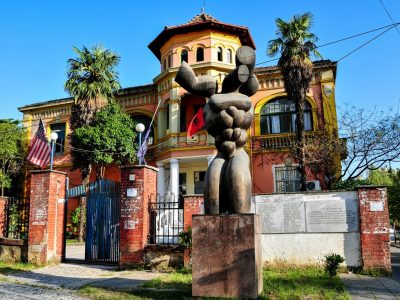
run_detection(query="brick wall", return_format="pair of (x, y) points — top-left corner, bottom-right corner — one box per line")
(28, 170), (67, 265)
(0, 197), (7, 237)
(120, 165), (157, 265)
(357, 186), (391, 271)
(183, 195), (204, 230)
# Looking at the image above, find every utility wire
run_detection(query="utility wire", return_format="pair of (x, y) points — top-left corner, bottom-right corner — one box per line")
(338, 24), (396, 61)
(378, 0), (400, 35)
(256, 22), (400, 66)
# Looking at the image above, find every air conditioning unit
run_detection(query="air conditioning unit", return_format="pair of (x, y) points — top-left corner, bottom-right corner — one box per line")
(306, 180), (321, 191)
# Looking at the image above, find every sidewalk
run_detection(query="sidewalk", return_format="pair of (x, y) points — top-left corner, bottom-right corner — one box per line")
(340, 273), (400, 299)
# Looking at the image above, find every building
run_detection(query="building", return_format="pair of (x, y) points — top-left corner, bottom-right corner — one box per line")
(18, 12), (339, 200)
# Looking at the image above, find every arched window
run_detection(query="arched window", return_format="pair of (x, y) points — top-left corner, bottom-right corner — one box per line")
(227, 49), (232, 63)
(181, 49), (188, 63)
(168, 54), (172, 68)
(217, 47), (223, 61)
(260, 98), (313, 134)
(196, 47), (204, 62)
(163, 59), (167, 71)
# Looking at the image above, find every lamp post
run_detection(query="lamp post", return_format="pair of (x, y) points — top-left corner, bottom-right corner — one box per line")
(50, 131), (58, 170)
(135, 123), (145, 165)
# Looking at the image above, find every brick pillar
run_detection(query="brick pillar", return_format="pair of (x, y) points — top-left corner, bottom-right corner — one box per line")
(357, 186), (391, 272)
(28, 170), (67, 265)
(0, 197), (7, 237)
(183, 195), (204, 230)
(120, 165), (157, 265)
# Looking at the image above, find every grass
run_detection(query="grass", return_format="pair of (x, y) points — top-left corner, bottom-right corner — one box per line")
(0, 261), (38, 275)
(66, 239), (85, 245)
(262, 264), (350, 300)
(78, 266), (350, 300)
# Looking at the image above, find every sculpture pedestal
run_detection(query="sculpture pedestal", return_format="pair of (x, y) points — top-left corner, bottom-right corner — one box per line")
(192, 214), (263, 299)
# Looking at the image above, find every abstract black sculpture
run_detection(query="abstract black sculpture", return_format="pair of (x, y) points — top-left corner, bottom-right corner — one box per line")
(175, 46), (259, 214)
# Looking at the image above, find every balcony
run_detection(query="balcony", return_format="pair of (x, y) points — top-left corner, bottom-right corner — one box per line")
(251, 133), (314, 152)
(146, 131), (215, 159)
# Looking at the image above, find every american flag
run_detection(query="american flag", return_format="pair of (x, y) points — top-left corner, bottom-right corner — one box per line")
(27, 119), (51, 168)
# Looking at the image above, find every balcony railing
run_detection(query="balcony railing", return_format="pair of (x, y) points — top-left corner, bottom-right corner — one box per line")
(251, 134), (314, 152)
(146, 131), (215, 159)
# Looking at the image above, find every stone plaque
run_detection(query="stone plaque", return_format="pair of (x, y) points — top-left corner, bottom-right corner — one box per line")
(127, 188), (138, 197)
(370, 201), (384, 212)
(306, 199), (358, 232)
(256, 199), (305, 233)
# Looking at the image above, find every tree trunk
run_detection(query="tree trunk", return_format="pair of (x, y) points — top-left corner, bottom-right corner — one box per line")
(78, 197), (86, 243)
(296, 94), (307, 191)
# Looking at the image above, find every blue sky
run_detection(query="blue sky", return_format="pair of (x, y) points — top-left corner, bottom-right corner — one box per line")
(1, 0), (399, 120)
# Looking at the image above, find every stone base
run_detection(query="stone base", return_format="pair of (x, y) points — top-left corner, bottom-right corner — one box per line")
(192, 214), (263, 299)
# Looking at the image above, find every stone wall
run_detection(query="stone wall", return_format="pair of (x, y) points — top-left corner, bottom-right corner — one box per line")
(143, 244), (183, 270)
(0, 238), (27, 262)
(253, 187), (391, 271)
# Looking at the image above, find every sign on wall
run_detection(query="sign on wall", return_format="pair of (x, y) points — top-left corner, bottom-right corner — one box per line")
(255, 192), (359, 234)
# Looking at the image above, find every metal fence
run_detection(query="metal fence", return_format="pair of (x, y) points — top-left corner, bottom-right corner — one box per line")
(148, 193), (184, 245)
(4, 197), (29, 240)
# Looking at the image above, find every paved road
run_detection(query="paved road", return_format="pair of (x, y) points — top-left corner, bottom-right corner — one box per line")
(392, 245), (400, 282)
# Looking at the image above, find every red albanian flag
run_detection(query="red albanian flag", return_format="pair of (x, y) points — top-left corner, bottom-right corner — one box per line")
(187, 107), (205, 138)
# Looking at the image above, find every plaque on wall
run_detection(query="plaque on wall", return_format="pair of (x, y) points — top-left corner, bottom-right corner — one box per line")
(305, 199), (358, 232)
(256, 198), (306, 233)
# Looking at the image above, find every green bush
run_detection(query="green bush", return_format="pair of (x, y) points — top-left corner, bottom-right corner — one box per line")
(178, 227), (192, 249)
(324, 253), (345, 277)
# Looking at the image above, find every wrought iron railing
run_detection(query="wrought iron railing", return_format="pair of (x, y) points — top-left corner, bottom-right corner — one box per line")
(251, 134), (314, 152)
(4, 197), (29, 240)
(148, 194), (184, 245)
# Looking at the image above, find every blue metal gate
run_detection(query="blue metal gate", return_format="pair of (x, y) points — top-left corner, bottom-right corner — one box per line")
(65, 179), (120, 264)
(85, 179), (120, 264)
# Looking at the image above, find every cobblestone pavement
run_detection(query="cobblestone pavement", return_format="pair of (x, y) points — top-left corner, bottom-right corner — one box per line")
(0, 281), (87, 299)
(7, 263), (163, 291)
(0, 263), (164, 298)
(340, 273), (400, 299)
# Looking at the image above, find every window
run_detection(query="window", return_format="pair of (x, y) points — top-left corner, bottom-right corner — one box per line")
(180, 105), (187, 132)
(163, 59), (166, 71)
(168, 54), (172, 68)
(260, 98), (313, 134)
(217, 47), (223, 61)
(196, 47), (204, 62)
(181, 50), (188, 63)
(227, 49), (232, 63)
(275, 166), (300, 192)
(194, 171), (206, 194)
(50, 123), (66, 154)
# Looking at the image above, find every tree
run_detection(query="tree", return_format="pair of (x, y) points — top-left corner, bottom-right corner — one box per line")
(71, 101), (137, 179)
(0, 120), (24, 196)
(338, 105), (400, 182)
(268, 12), (322, 191)
(65, 45), (121, 182)
(65, 45), (121, 242)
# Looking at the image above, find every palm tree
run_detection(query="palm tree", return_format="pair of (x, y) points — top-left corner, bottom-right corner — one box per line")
(65, 45), (121, 242)
(65, 45), (121, 180)
(267, 12), (322, 191)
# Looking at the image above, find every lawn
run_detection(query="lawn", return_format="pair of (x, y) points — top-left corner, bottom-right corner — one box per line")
(79, 266), (350, 300)
(0, 261), (38, 275)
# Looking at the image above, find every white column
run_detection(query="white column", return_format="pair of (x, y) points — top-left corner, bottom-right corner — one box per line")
(207, 156), (215, 166)
(169, 158), (179, 201)
(156, 162), (165, 196)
